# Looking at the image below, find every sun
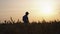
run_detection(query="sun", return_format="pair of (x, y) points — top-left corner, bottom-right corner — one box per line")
(41, 7), (52, 16)
(40, 2), (53, 16)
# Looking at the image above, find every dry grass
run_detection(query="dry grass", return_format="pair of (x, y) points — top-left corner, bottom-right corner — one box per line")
(0, 20), (60, 34)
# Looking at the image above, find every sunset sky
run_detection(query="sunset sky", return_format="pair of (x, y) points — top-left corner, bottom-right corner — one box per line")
(0, 0), (60, 22)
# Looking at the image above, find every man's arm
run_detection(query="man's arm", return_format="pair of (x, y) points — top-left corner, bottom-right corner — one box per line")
(27, 17), (29, 23)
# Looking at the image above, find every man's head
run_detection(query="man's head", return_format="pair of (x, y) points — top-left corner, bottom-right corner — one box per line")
(25, 12), (29, 15)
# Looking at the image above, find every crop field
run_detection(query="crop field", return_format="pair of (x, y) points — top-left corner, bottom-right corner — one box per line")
(0, 20), (60, 34)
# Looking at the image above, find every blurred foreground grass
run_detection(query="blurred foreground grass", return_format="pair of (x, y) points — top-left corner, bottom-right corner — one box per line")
(0, 17), (60, 34)
(0, 20), (60, 34)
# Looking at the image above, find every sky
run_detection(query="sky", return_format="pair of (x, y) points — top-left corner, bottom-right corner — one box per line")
(0, 0), (60, 22)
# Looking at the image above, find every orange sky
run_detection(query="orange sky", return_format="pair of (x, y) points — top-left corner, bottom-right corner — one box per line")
(0, 0), (60, 22)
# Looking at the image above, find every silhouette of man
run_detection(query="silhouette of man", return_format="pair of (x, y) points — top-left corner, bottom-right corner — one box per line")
(23, 12), (29, 24)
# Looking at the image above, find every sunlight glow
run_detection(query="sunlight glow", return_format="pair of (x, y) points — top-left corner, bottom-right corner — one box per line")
(38, 2), (54, 16)
(41, 6), (53, 16)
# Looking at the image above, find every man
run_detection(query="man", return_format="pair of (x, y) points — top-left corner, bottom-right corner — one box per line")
(23, 12), (29, 24)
